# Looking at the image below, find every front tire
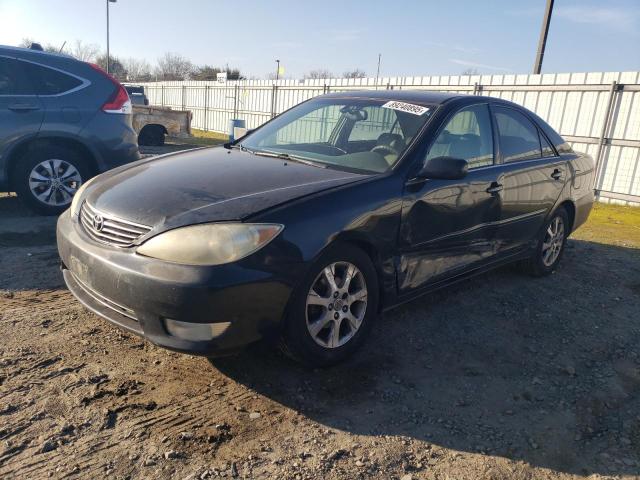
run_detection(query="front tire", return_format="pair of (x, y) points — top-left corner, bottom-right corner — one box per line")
(13, 145), (92, 216)
(523, 207), (569, 276)
(281, 243), (379, 367)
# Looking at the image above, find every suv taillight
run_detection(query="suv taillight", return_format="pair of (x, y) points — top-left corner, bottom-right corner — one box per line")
(88, 63), (132, 114)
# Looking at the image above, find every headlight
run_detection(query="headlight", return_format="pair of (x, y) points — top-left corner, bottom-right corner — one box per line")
(70, 175), (99, 217)
(136, 223), (283, 266)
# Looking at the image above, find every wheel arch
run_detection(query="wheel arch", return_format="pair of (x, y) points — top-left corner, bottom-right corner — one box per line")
(556, 199), (576, 233)
(329, 233), (389, 312)
(7, 136), (99, 190)
(139, 123), (168, 136)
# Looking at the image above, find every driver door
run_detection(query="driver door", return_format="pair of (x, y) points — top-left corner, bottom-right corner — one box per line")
(398, 103), (502, 294)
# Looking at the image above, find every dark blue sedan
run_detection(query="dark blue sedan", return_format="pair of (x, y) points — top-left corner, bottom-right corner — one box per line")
(57, 91), (595, 366)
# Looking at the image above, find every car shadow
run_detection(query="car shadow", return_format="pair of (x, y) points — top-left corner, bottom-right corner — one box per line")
(211, 239), (640, 477)
(0, 194), (63, 291)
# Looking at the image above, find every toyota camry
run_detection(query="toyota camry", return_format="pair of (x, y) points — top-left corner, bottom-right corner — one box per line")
(57, 91), (595, 366)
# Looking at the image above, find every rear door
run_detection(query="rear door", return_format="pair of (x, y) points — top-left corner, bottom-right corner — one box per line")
(0, 56), (44, 174)
(491, 105), (567, 253)
(19, 60), (90, 136)
(398, 103), (501, 294)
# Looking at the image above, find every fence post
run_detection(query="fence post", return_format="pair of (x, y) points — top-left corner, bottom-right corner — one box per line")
(233, 84), (239, 118)
(204, 85), (209, 131)
(181, 85), (186, 111)
(161, 85), (165, 107)
(270, 84), (278, 119)
(594, 81), (620, 193)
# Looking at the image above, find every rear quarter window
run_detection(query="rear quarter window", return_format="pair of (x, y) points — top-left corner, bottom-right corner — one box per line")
(21, 61), (83, 95)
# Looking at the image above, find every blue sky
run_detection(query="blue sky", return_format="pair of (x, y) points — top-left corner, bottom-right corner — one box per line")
(1, 0), (639, 78)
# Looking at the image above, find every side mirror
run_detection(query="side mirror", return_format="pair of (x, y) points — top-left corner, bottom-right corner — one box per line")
(418, 156), (468, 180)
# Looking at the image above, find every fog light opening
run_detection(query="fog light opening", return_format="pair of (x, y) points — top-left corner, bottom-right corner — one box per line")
(164, 319), (231, 341)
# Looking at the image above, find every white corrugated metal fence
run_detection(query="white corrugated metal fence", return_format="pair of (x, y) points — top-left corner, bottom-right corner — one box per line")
(138, 72), (640, 205)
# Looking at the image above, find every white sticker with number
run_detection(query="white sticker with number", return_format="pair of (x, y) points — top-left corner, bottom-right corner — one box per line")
(381, 101), (430, 116)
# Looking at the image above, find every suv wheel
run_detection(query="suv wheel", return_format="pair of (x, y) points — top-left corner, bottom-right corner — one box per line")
(14, 145), (91, 215)
(280, 243), (379, 367)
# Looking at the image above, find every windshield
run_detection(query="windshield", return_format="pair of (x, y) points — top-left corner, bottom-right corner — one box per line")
(240, 98), (435, 173)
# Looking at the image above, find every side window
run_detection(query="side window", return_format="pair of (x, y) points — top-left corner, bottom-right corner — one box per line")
(494, 107), (542, 162)
(0, 57), (35, 95)
(21, 62), (83, 95)
(426, 103), (494, 169)
(348, 106), (398, 141)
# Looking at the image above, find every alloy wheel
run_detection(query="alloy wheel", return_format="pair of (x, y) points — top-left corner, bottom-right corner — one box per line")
(305, 261), (368, 349)
(28, 159), (82, 207)
(541, 216), (565, 267)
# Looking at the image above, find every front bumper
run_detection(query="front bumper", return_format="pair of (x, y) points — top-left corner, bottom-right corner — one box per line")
(56, 211), (293, 356)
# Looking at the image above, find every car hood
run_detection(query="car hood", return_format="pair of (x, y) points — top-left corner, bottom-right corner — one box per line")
(86, 147), (367, 229)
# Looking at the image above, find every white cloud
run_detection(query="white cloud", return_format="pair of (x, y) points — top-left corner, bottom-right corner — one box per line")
(555, 5), (638, 32)
(449, 58), (512, 72)
(425, 41), (480, 55)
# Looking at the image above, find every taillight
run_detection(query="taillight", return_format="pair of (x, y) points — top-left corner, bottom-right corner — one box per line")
(88, 63), (132, 114)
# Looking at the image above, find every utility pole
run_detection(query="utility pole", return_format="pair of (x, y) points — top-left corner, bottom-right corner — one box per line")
(275, 59), (280, 81)
(533, 0), (554, 74)
(106, 0), (117, 74)
(375, 53), (381, 90)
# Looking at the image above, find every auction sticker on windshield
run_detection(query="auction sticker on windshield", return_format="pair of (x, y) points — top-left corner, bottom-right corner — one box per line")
(382, 101), (429, 116)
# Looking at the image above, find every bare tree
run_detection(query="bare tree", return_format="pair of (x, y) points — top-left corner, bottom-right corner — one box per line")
(95, 54), (127, 81)
(304, 69), (333, 79)
(68, 40), (100, 62)
(155, 52), (193, 81)
(123, 57), (153, 82)
(18, 38), (59, 53)
(343, 69), (366, 79)
(461, 68), (479, 76)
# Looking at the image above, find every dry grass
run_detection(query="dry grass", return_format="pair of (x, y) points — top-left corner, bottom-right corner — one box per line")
(572, 202), (640, 248)
(189, 128), (229, 145)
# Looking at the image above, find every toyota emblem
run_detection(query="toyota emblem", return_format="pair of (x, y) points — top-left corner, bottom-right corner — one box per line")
(93, 214), (104, 232)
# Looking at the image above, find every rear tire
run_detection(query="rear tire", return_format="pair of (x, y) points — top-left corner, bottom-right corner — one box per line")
(522, 207), (569, 277)
(138, 125), (165, 146)
(280, 243), (379, 367)
(13, 145), (92, 216)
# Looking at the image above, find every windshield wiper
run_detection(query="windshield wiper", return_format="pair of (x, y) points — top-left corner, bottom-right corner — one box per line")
(241, 147), (327, 168)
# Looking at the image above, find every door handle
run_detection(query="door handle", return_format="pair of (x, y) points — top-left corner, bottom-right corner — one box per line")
(8, 103), (40, 112)
(551, 168), (563, 180)
(486, 182), (503, 194)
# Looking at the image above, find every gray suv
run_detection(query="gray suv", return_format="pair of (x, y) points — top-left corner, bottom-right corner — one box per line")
(0, 45), (140, 214)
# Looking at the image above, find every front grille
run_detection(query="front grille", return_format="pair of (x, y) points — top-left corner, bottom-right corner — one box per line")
(80, 202), (152, 248)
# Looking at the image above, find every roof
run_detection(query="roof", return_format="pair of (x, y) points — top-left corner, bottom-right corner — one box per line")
(0, 44), (75, 61)
(321, 89), (465, 105)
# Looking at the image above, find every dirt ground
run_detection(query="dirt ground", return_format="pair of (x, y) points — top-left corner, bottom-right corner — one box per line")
(1, 182), (640, 479)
